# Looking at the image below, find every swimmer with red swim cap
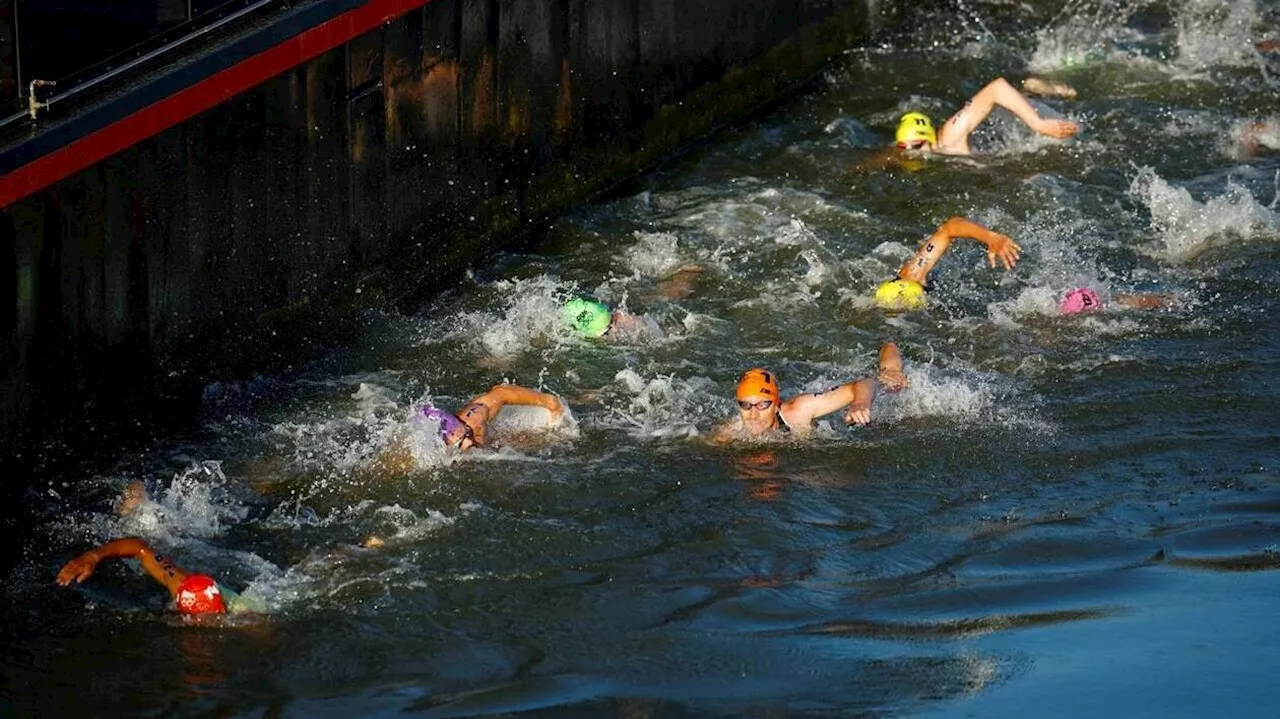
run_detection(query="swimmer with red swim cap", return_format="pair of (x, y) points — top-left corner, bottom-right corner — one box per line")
(707, 342), (906, 443)
(57, 537), (246, 616)
(874, 217), (1022, 311)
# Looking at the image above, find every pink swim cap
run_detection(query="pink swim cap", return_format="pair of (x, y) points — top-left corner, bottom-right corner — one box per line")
(1060, 288), (1101, 314)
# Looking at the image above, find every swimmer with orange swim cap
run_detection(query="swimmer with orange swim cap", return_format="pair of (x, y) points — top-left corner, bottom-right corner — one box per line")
(708, 342), (907, 443)
(874, 217), (1022, 310)
(57, 537), (251, 616)
(894, 77), (1079, 157)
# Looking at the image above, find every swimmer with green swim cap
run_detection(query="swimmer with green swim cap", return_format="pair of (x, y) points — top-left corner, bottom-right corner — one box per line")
(563, 297), (613, 338)
(561, 297), (652, 340)
(874, 217), (1022, 310)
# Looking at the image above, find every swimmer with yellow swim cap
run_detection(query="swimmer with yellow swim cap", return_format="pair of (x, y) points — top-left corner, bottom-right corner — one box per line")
(893, 77), (1078, 156)
(874, 217), (1022, 311)
(707, 342), (907, 443)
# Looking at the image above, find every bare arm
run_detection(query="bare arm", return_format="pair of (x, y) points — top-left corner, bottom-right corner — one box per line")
(783, 378), (877, 429)
(877, 341), (907, 393)
(898, 217), (1021, 285)
(936, 77), (1078, 155)
(458, 384), (565, 445)
(56, 538), (190, 598)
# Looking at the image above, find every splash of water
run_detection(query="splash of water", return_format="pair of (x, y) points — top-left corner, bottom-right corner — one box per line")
(1128, 166), (1278, 262)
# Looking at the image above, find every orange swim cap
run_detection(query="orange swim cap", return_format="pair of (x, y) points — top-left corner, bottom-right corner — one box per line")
(736, 368), (779, 402)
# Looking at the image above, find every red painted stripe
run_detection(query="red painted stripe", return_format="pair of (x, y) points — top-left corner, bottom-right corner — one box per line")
(0, 0), (432, 209)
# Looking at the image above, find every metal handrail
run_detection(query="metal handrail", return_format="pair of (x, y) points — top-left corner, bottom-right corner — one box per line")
(0, 0), (280, 131)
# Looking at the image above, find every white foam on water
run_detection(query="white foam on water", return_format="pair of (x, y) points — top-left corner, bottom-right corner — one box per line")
(619, 231), (689, 279)
(1173, 0), (1263, 70)
(1128, 166), (1278, 262)
(447, 275), (583, 360)
(597, 368), (717, 439)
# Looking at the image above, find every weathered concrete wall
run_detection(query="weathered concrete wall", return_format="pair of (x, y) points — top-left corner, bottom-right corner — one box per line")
(0, 0), (882, 466)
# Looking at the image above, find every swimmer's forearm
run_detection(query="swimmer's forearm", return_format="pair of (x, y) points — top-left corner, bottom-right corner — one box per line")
(482, 385), (563, 414)
(898, 226), (957, 283)
(879, 343), (903, 376)
(987, 77), (1049, 129)
(61, 538), (189, 596)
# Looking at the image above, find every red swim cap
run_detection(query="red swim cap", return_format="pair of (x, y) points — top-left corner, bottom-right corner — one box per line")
(175, 574), (227, 615)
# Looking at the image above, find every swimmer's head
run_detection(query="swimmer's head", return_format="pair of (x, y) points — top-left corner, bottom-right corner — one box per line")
(175, 574), (227, 615)
(562, 298), (613, 338)
(874, 279), (927, 310)
(736, 368), (780, 433)
(1060, 288), (1101, 315)
(422, 405), (473, 449)
(896, 112), (936, 149)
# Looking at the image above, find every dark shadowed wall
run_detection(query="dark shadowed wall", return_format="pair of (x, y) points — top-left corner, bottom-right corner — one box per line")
(0, 0), (883, 467)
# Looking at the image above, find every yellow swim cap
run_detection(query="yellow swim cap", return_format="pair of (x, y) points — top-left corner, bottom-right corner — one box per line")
(895, 112), (936, 148)
(874, 279), (927, 310)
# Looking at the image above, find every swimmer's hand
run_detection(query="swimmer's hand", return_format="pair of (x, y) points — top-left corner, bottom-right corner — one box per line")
(1033, 117), (1079, 140)
(842, 400), (872, 427)
(986, 234), (1022, 271)
(57, 551), (101, 586)
(878, 367), (908, 393)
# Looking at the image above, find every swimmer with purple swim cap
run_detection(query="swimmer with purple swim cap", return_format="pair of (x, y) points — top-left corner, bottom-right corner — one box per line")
(420, 383), (566, 452)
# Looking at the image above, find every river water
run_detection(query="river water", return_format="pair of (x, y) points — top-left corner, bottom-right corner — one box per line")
(5, 1), (1280, 716)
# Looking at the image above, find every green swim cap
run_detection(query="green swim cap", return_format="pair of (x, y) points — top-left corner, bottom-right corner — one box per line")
(562, 298), (612, 338)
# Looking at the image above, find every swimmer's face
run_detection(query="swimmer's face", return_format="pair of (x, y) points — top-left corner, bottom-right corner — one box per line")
(443, 423), (476, 452)
(737, 394), (779, 435)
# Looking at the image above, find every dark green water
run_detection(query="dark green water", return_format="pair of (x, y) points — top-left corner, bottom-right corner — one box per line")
(5, 1), (1280, 716)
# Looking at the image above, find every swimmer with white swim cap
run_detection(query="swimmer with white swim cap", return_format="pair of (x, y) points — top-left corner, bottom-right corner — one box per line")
(707, 342), (907, 444)
(874, 217), (1022, 311)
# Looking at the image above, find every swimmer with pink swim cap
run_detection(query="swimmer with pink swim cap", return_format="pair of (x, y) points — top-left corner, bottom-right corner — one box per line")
(1060, 288), (1101, 314)
(1059, 287), (1169, 315)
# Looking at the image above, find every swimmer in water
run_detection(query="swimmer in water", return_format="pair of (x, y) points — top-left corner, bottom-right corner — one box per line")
(873, 217), (1022, 310)
(1058, 287), (1168, 315)
(57, 537), (253, 616)
(562, 297), (654, 340)
(707, 342), (906, 443)
(419, 383), (567, 453)
(894, 76), (1079, 157)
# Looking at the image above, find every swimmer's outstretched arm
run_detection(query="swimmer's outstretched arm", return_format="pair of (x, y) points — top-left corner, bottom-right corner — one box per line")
(936, 77), (1078, 155)
(784, 378), (877, 428)
(458, 384), (566, 445)
(56, 537), (190, 598)
(897, 217), (1021, 285)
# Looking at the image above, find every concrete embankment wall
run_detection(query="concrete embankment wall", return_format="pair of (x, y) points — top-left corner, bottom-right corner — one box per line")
(1, 0), (884, 466)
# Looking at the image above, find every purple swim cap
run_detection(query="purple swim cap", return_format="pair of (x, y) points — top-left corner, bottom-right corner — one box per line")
(421, 405), (464, 440)
(1060, 288), (1101, 315)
